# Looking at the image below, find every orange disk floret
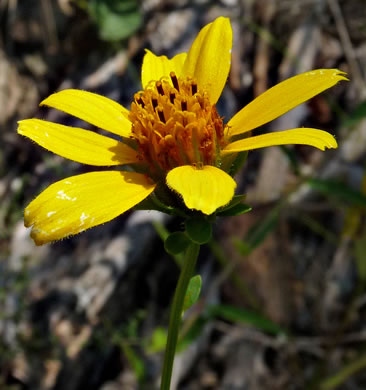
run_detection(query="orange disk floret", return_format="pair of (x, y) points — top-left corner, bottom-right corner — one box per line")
(129, 72), (227, 178)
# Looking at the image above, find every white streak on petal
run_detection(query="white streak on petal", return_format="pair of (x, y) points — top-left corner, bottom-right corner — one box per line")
(79, 212), (89, 226)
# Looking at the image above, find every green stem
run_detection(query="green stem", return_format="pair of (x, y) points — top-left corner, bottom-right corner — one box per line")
(160, 243), (200, 390)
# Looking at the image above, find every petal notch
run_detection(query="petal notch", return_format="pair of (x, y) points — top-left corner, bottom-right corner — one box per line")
(166, 165), (236, 215)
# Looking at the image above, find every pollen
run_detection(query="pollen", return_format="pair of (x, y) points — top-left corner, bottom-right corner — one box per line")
(129, 73), (227, 178)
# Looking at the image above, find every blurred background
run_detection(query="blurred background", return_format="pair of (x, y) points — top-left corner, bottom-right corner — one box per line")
(1, 0), (366, 389)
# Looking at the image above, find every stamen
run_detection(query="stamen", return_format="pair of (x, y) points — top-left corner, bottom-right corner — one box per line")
(170, 72), (179, 91)
(156, 81), (164, 96)
(158, 109), (166, 123)
(129, 74), (226, 175)
(136, 97), (145, 107)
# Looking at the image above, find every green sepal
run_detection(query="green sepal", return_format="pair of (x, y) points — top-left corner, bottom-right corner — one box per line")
(185, 217), (212, 244)
(183, 275), (202, 312)
(164, 232), (190, 255)
(135, 195), (172, 213)
(134, 194), (185, 217)
(217, 194), (247, 213)
(217, 193), (251, 216)
(228, 151), (248, 177)
(217, 202), (252, 216)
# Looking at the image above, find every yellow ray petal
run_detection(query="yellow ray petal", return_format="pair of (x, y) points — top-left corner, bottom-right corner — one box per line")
(222, 128), (338, 154)
(228, 69), (348, 137)
(166, 165), (236, 215)
(182, 16), (232, 105)
(25, 171), (156, 245)
(41, 89), (132, 137)
(141, 50), (187, 89)
(18, 119), (139, 166)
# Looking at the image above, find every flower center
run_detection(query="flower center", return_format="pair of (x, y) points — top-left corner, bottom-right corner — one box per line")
(129, 72), (227, 178)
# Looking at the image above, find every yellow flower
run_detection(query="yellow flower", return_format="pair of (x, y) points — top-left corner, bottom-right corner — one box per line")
(18, 17), (347, 245)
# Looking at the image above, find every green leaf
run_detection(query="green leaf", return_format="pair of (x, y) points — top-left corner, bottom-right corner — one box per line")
(179, 303), (287, 352)
(88, 0), (142, 41)
(298, 214), (338, 244)
(234, 206), (280, 255)
(208, 304), (287, 335)
(164, 232), (190, 256)
(279, 145), (300, 176)
(121, 342), (145, 382)
(183, 275), (202, 312)
(178, 316), (207, 352)
(318, 352), (366, 390)
(153, 222), (184, 268)
(308, 178), (366, 209)
(146, 327), (167, 354)
(177, 304), (287, 353)
(354, 233), (366, 285)
(342, 100), (366, 128)
(185, 217), (212, 244)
